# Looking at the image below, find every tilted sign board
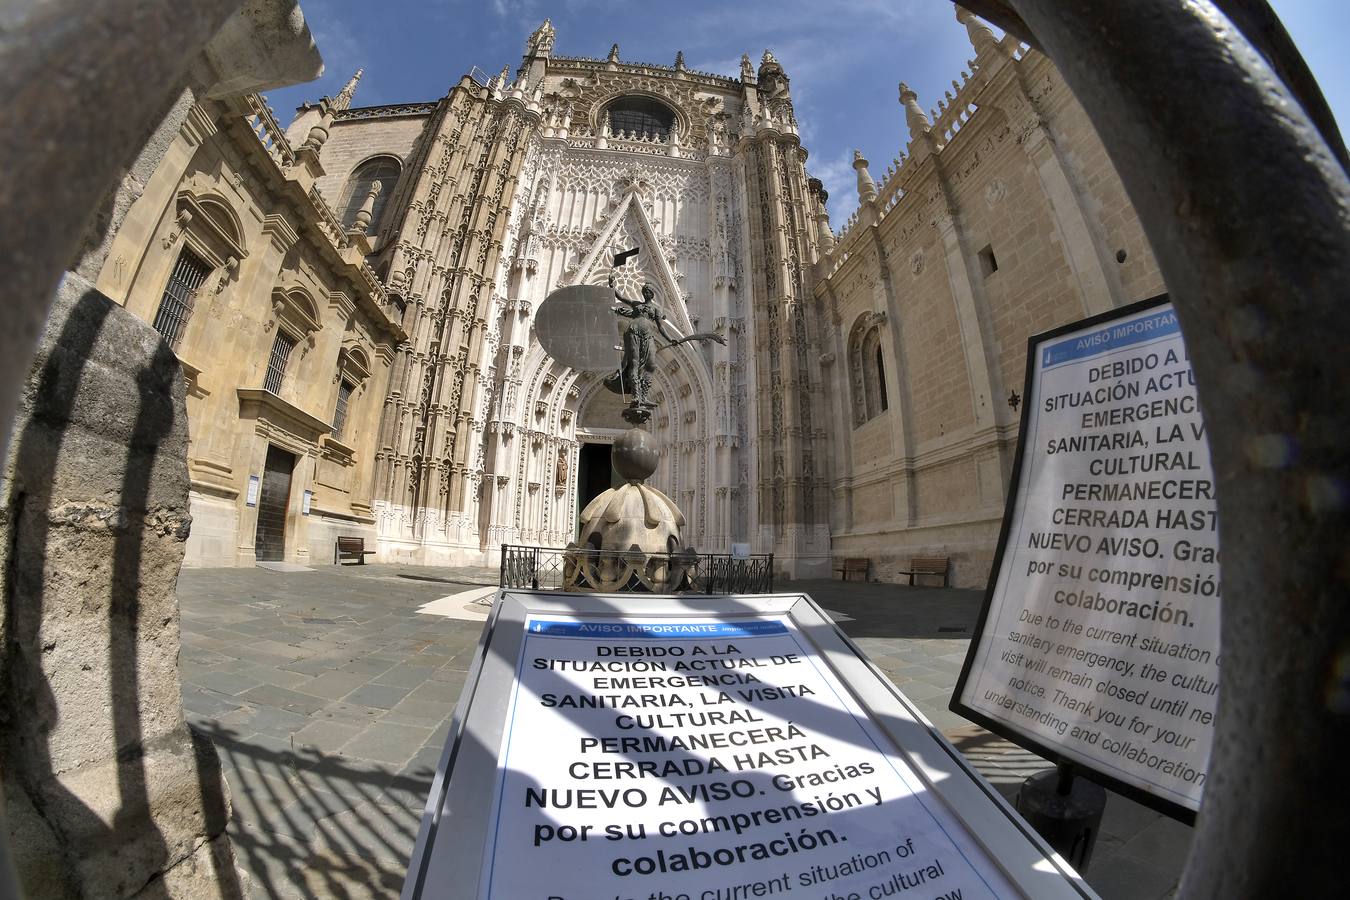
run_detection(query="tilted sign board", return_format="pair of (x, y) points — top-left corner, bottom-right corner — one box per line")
(403, 590), (1095, 899)
(953, 297), (1220, 822)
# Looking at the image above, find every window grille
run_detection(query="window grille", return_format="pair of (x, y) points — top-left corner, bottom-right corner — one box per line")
(152, 246), (211, 349)
(263, 332), (296, 395)
(606, 97), (676, 140)
(333, 380), (354, 437)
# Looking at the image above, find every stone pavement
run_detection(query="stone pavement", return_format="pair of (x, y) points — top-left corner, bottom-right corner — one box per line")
(176, 565), (1190, 899)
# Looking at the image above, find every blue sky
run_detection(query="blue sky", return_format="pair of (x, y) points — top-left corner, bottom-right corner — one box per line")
(266, 0), (1350, 224)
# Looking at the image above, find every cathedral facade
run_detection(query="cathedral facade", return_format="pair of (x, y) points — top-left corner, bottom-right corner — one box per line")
(94, 8), (1167, 586)
(299, 21), (833, 573)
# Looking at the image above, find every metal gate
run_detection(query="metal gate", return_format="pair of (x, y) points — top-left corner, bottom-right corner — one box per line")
(254, 445), (295, 562)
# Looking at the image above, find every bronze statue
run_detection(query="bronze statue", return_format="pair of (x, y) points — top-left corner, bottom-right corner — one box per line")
(603, 251), (725, 423)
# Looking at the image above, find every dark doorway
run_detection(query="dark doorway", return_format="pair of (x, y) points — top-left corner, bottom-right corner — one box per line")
(577, 442), (616, 528)
(254, 444), (295, 561)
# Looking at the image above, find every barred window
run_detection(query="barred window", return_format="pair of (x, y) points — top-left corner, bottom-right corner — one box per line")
(606, 96), (676, 140)
(333, 380), (354, 437)
(152, 246), (212, 350)
(263, 332), (296, 395)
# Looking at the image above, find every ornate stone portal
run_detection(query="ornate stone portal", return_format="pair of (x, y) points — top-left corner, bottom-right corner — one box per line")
(539, 250), (724, 591)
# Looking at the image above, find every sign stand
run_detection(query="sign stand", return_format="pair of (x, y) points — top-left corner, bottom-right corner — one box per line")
(952, 294), (1220, 826)
(1014, 762), (1105, 871)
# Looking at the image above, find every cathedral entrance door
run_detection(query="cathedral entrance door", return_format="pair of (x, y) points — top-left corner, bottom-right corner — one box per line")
(576, 442), (616, 535)
(254, 444), (295, 561)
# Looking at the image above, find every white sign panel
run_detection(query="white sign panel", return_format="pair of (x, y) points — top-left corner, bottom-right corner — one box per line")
(486, 616), (1013, 899)
(954, 299), (1219, 819)
(404, 592), (1093, 900)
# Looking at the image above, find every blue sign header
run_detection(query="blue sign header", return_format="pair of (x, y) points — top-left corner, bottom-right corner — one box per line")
(526, 619), (789, 639)
(1041, 307), (1179, 369)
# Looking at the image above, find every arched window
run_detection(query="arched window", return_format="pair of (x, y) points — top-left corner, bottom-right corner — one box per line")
(848, 313), (890, 426)
(605, 96), (676, 140)
(338, 156), (401, 230)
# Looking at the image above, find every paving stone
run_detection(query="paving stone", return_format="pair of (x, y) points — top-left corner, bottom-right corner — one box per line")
(240, 683), (329, 717)
(344, 681), (415, 710)
(297, 669), (370, 701)
(291, 718), (366, 751)
(187, 668), (264, 697)
(340, 722), (434, 766)
(370, 665), (432, 690)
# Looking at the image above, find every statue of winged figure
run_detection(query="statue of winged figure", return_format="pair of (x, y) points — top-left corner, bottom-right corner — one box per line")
(602, 249), (725, 423)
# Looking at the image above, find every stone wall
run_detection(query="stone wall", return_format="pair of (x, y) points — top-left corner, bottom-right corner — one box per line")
(817, 27), (1166, 589)
(0, 274), (240, 898)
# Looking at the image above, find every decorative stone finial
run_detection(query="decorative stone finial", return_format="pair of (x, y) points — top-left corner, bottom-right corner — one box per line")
(899, 82), (932, 141)
(674, 50), (685, 71)
(608, 43), (620, 63)
(352, 180), (382, 233)
(762, 49), (779, 67)
(497, 65), (511, 88)
(527, 18), (555, 54)
(853, 150), (877, 204)
(332, 68), (363, 111)
(955, 6), (1001, 57)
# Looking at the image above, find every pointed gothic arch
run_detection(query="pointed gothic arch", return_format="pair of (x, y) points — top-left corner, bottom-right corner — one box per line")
(848, 311), (889, 426)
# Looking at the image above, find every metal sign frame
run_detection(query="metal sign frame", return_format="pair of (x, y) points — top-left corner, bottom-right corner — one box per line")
(402, 589), (1096, 899)
(950, 293), (1206, 824)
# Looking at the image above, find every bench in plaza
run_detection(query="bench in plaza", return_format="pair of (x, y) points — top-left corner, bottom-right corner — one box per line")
(899, 555), (949, 587)
(334, 536), (376, 565)
(832, 557), (870, 582)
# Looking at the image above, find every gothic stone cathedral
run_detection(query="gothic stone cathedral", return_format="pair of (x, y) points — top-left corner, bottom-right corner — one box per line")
(105, 11), (1164, 586)
(294, 22), (835, 574)
(297, 13), (1164, 583)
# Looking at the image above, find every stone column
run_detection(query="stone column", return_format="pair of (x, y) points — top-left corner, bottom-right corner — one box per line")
(1, 277), (240, 897)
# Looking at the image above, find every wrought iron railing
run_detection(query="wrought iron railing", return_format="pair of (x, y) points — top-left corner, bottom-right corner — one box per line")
(499, 544), (775, 594)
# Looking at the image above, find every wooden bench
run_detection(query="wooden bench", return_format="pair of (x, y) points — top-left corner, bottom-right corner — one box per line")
(899, 556), (949, 587)
(334, 536), (376, 565)
(832, 557), (870, 582)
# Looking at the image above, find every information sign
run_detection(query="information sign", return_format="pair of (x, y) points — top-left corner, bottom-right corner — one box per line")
(953, 297), (1220, 821)
(403, 591), (1095, 899)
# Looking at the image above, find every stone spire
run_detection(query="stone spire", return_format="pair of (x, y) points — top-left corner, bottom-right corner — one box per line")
(526, 18), (555, 55)
(740, 53), (755, 82)
(497, 65), (511, 88)
(899, 82), (932, 142)
(853, 150), (877, 205)
(808, 179), (836, 256)
(955, 6), (1001, 58)
(607, 43), (620, 63)
(332, 68), (363, 111)
(762, 49), (778, 67)
(674, 50), (686, 72)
